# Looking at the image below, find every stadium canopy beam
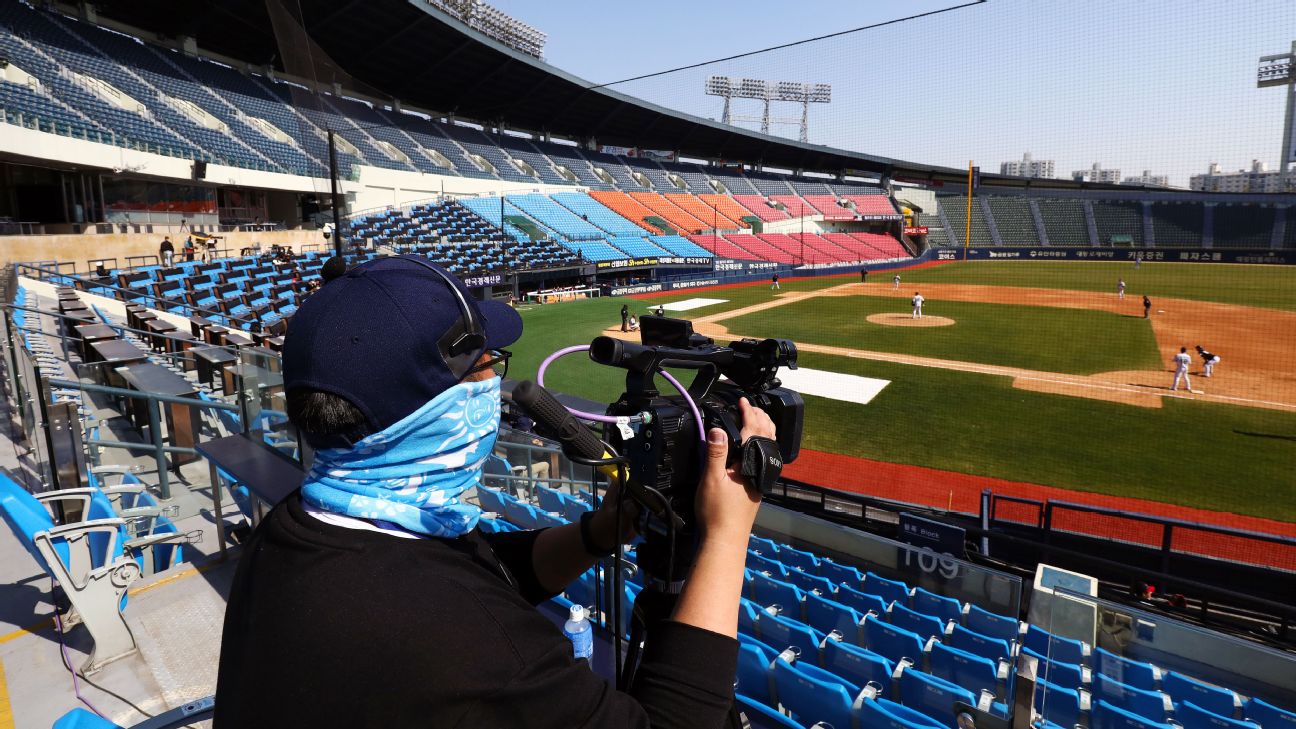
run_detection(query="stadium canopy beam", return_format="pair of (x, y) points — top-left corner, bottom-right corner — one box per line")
(403, 37), (479, 93)
(307, 0), (367, 34)
(358, 13), (434, 57)
(499, 74), (559, 121)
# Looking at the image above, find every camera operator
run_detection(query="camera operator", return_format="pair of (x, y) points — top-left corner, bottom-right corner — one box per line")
(213, 255), (774, 728)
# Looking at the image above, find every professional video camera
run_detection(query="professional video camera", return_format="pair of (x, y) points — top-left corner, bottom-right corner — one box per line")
(588, 315), (803, 575)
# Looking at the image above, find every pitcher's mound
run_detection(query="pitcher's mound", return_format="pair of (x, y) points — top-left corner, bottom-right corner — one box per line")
(867, 313), (955, 327)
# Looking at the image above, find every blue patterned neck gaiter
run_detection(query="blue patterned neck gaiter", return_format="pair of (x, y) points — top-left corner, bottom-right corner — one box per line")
(301, 378), (500, 537)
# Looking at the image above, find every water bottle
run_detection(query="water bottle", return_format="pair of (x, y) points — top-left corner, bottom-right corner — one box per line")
(563, 604), (594, 665)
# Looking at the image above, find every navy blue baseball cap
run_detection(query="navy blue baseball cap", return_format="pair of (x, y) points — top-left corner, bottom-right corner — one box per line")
(283, 256), (522, 437)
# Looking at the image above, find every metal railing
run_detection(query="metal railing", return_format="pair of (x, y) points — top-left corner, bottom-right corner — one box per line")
(47, 377), (240, 500)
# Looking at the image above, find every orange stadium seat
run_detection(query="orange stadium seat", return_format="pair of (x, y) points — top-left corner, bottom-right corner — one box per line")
(698, 194), (759, 227)
(628, 192), (712, 234)
(664, 193), (744, 230)
(588, 191), (666, 234)
(733, 195), (791, 222)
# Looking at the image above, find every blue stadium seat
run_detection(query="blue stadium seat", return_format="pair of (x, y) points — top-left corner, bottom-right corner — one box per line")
(929, 640), (1007, 700)
(477, 515), (518, 533)
(750, 535), (781, 555)
(772, 655), (857, 729)
(836, 583), (889, 617)
(889, 602), (947, 641)
(564, 568), (598, 609)
(747, 550), (789, 579)
(1177, 701), (1259, 729)
(864, 572), (912, 607)
(804, 591), (867, 644)
(912, 588), (963, 624)
(777, 545), (820, 573)
(818, 558), (864, 588)
(475, 487), (508, 516)
(756, 610), (825, 659)
(501, 497), (540, 529)
(1032, 678), (1083, 729)
(784, 568), (836, 597)
(749, 571), (806, 617)
(820, 637), (895, 694)
(1092, 700), (1177, 729)
(1092, 647), (1160, 691)
(1092, 673), (1171, 723)
(1022, 647), (1087, 691)
(739, 597), (764, 638)
(1163, 672), (1241, 718)
(1022, 625), (1089, 666)
(855, 697), (948, 729)
(736, 634), (778, 707)
(735, 693), (802, 729)
(1244, 697), (1296, 729)
(864, 613), (927, 665)
(899, 666), (979, 728)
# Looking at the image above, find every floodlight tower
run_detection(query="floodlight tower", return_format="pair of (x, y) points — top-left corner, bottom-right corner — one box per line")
(1258, 41), (1295, 181)
(706, 76), (832, 143)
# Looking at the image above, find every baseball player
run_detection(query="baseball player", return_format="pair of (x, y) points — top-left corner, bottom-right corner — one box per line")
(1171, 346), (1194, 392)
(1117, 279), (1126, 300)
(1143, 295), (1151, 319)
(620, 303), (629, 332)
(911, 292), (925, 319)
(770, 273), (781, 290)
(893, 274), (901, 290)
(1195, 345), (1220, 377)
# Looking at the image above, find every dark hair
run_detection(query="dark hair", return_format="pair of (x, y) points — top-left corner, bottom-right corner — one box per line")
(286, 388), (370, 447)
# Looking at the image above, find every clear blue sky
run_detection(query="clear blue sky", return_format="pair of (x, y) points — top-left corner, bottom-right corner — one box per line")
(488, 0), (1295, 186)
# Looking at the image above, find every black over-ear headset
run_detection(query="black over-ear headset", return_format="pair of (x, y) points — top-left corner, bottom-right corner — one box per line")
(397, 254), (487, 382)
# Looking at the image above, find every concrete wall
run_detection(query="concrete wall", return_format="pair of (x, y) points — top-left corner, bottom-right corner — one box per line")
(348, 166), (583, 213)
(2, 230), (324, 268)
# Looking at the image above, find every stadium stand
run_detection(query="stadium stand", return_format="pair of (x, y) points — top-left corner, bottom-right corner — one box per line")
(1092, 201), (1146, 246)
(938, 194), (995, 246)
(731, 195), (791, 222)
(1150, 203), (1205, 247)
(985, 196), (1042, 245)
(664, 193), (744, 230)
(844, 194), (900, 217)
(1037, 198), (1094, 246)
(588, 191), (671, 234)
(1211, 205), (1276, 248)
(770, 194), (818, 218)
(629, 191), (713, 234)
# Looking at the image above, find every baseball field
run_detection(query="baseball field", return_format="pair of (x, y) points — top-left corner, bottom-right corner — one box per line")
(509, 260), (1296, 529)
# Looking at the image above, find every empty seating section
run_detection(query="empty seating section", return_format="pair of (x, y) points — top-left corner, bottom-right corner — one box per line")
(790, 233), (853, 263)
(771, 195), (817, 217)
(714, 532), (1293, 729)
(688, 234), (756, 260)
(1212, 205), (1275, 248)
(697, 194), (760, 226)
(985, 196), (1040, 245)
(1092, 201), (1146, 245)
(803, 195), (853, 218)
(938, 195), (995, 246)
(507, 193), (606, 239)
(551, 193), (645, 236)
(651, 235), (713, 258)
(734, 195), (792, 221)
(846, 195), (900, 217)
(664, 193), (744, 229)
(1150, 204), (1204, 246)
(736, 234), (797, 263)
(1038, 198), (1093, 245)
(588, 191), (669, 233)
(629, 192), (712, 234)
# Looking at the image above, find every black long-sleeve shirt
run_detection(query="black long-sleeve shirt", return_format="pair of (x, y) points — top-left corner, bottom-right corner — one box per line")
(213, 491), (739, 728)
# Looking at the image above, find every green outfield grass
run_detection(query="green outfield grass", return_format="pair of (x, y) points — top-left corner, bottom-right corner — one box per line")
(901, 260), (1296, 311)
(793, 350), (1296, 522)
(721, 295), (1162, 375)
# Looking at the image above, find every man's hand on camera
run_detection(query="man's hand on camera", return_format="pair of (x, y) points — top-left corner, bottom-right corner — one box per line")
(696, 398), (776, 547)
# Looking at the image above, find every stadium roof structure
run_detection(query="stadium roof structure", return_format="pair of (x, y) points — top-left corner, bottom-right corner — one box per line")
(84, 0), (1139, 190)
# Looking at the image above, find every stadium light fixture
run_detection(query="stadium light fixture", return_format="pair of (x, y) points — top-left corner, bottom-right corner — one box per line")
(1257, 42), (1296, 179)
(705, 75), (832, 143)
